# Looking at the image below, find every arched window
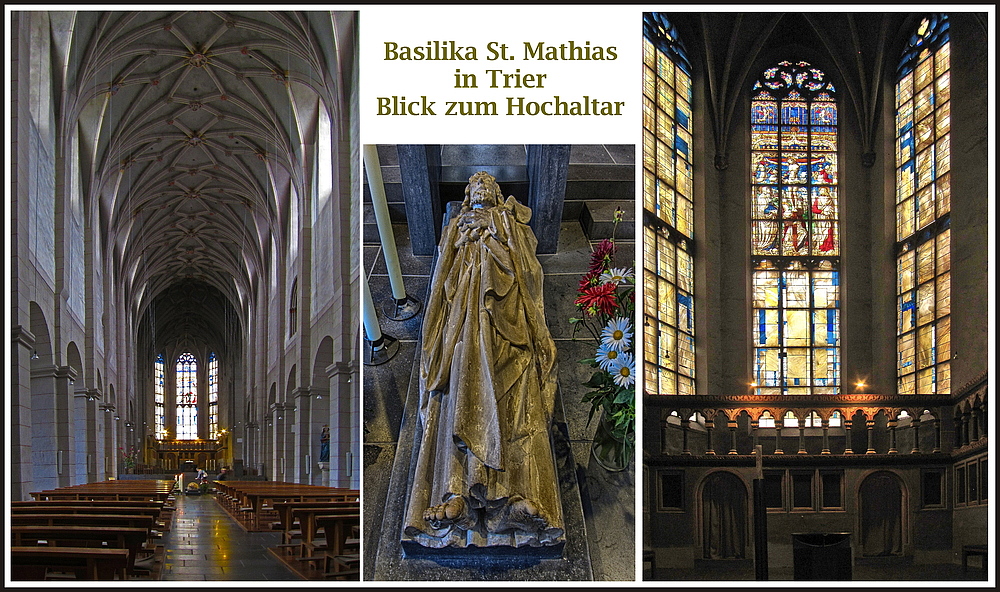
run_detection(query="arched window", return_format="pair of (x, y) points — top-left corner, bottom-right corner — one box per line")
(750, 60), (840, 395)
(289, 278), (298, 337)
(208, 352), (219, 440)
(895, 14), (950, 395)
(175, 352), (198, 440)
(642, 13), (695, 395)
(154, 354), (166, 439)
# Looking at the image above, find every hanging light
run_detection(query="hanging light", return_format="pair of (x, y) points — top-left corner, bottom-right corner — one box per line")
(31, 350), (40, 360)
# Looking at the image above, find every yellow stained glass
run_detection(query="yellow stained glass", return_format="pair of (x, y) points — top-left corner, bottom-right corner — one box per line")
(916, 147), (935, 189)
(916, 282), (935, 326)
(916, 240), (935, 284)
(935, 43), (950, 76)
(898, 248), (916, 294)
(786, 348), (810, 382)
(897, 74), (913, 108)
(914, 84), (933, 121)
(937, 276), (951, 318)
(936, 230), (951, 272)
(936, 135), (950, 176)
(937, 174), (951, 214)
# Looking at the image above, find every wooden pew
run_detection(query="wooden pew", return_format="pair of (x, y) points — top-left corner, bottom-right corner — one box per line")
(12, 525), (152, 577)
(10, 546), (129, 580)
(316, 514), (361, 579)
(11, 514), (156, 530)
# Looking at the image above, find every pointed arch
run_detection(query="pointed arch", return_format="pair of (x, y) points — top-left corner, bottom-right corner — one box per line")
(750, 59), (840, 395)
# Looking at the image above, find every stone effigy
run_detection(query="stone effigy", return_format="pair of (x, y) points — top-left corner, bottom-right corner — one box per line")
(402, 171), (565, 553)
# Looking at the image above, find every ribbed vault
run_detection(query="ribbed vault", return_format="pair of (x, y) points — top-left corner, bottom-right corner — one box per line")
(65, 11), (346, 333)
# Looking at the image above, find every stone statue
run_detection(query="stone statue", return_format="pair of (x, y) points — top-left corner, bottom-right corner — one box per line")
(402, 172), (564, 552)
(320, 425), (330, 463)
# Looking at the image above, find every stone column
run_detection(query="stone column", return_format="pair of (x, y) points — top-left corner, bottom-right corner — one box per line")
(728, 419), (738, 455)
(526, 145), (570, 254)
(910, 417), (921, 454)
(865, 418), (876, 454)
(326, 361), (360, 489)
(397, 145), (442, 256)
(681, 417), (691, 455)
(11, 326), (36, 500)
(821, 418), (831, 455)
(293, 387), (313, 484)
(705, 418), (716, 455)
(797, 417), (807, 454)
(887, 418), (898, 454)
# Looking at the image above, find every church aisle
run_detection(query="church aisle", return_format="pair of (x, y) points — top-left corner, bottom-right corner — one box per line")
(159, 493), (300, 581)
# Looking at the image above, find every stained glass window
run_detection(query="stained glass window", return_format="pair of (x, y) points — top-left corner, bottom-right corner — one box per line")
(896, 15), (950, 394)
(154, 354), (166, 439)
(175, 352), (198, 440)
(643, 13), (695, 395)
(751, 61), (840, 395)
(208, 352), (219, 440)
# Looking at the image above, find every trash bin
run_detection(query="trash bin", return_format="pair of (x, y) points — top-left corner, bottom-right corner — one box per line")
(792, 532), (852, 580)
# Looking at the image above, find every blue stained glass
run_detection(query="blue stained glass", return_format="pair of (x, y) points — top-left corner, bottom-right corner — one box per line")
(832, 271), (839, 286)
(676, 137), (689, 158)
(676, 107), (689, 129)
(758, 309), (767, 344)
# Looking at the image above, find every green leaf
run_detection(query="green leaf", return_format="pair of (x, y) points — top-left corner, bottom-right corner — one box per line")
(583, 371), (608, 389)
(613, 387), (635, 405)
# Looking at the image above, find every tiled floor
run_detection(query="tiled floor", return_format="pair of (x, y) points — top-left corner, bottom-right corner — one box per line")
(159, 493), (299, 581)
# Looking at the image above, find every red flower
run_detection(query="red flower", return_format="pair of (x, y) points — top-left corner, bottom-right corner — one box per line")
(578, 269), (602, 291)
(575, 282), (618, 317)
(589, 239), (617, 273)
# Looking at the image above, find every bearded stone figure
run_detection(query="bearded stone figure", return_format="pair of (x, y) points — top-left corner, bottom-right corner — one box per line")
(402, 171), (565, 553)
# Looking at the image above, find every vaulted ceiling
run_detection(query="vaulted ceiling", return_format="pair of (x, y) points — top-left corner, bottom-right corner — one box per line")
(61, 11), (352, 351)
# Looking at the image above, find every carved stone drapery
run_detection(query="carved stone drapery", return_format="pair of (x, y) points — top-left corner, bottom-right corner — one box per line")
(402, 172), (564, 554)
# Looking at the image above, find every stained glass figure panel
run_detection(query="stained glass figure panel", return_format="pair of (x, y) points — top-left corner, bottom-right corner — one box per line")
(175, 352), (198, 440)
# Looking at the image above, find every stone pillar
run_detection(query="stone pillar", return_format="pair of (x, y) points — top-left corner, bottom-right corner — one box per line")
(774, 422), (783, 455)
(728, 419), (738, 455)
(681, 417), (691, 455)
(269, 403), (286, 481)
(865, 418), (876, 454)
(74, 388), (99, 482)
(797, 418), (807, 454)
(293, 387), (313, 484)
(821, 418), (831, 455)
(526, 145), (570, 254)
(397, 145), (442, 256)
(887, 418), (898, 454)
(327, 361), (360, 489)
(12, 326), (36, 500)
(910, 417), (921, 454)
(843, 416), (853, 454)
(54, 365), (79, 486)
(705, 418), (716, 455)
(932, 417), (942, 453)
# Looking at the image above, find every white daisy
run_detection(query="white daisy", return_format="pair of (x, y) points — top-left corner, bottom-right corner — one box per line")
(600, 317), (633, 352)
(595, 344), (622, 372)
(610, 352), (636, 388)
(600, 267), (634, 285)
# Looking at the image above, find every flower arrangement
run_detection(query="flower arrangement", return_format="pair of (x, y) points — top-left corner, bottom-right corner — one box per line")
(119, 445), (139, 472)
(570, 208), (635, 470)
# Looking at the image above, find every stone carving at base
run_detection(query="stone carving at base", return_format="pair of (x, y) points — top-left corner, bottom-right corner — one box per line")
(402, 172), (565, 552)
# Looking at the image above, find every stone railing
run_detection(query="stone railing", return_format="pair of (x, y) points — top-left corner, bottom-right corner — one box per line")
(645, 378), (987, 460)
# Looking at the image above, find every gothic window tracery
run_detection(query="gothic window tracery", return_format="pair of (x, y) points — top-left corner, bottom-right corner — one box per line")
(751, 60), (840, 395)
(176, 352), (198, 440)
(154, 354), (166, 439)
(208, 352), (219, 440)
